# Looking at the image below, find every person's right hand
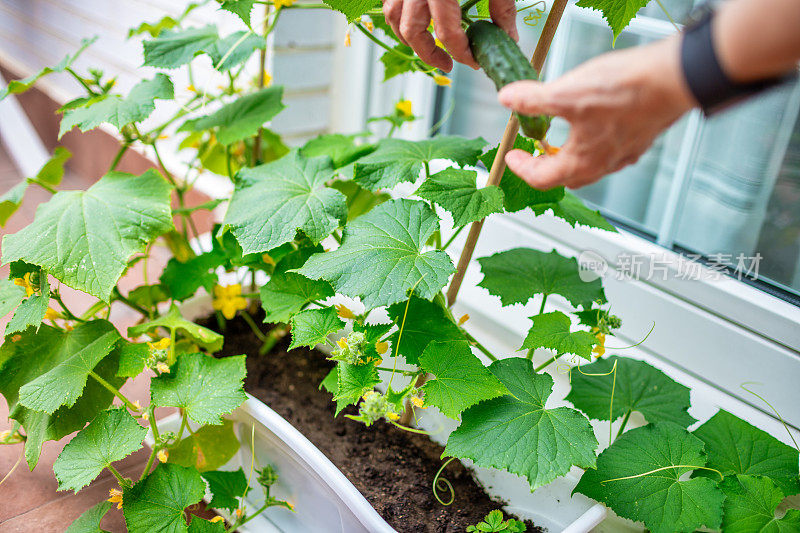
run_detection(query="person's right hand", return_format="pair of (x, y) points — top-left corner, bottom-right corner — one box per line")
(382, 0), (518, 72)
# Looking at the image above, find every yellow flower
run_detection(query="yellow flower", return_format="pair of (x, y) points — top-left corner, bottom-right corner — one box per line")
(131, 400), (142, 412)
(235, 508), (244, 518)
(142, 411), (150, 422)
(213, 284), (247, 320)
(344, 30), (351, 47)
(147, 338), (172, 351)
(592, 331), (606, 358)
(433, 75), (451, 87)
(108, 488), (123, 509)
(11, 334), (22, 342)
(335, 304), (354, 319)
(262, 253), (276, 265)
(395, 99), (413, 118)
(186, 84), (197, 93)
(365, 21), (374, 32)
(263, 71), (273, 87)
(410, 396), (426, 409)
(44, 307), (61, 320)
(157, 449), (169, 463)
(274, 0), (295, 8)
(336, 337), (348, 350)
(458, 313), (470, 325)
(210, 516), (225, 523)
(535, 139), (561, 156)
(14, 273), (35, 297)
(386, 412), (400, 421)
(156, 361), (171, 374)
(375, 341), (388, 355)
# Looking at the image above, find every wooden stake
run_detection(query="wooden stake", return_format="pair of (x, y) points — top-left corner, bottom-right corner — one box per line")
(446, 0), (569, 306)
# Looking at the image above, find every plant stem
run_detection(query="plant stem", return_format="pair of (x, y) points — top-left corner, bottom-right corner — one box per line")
(28, 179), (57, 194)
(253, 5), (271, 165)
(109, 144), (129, 171)
(88, 371), (140, 412)
(106, 464), (126, 486)
(533, 353), (560, 372)
(51, 291), (85, 322)
(65, 67), (95, 95)
(355, 23), (416, 60)
(399, 373), (429, 426)
(441, 224), (466, 251)
(241, 310), (270, 344)
(111, 287), (150, 317)
(615, 410), (631, 439)
(463, 330), (498, 362)
(234, 502), (271, 529)
(538, 294), (548, 315)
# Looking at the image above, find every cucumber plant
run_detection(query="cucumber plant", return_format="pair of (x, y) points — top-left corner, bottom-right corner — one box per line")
(0, 1), (797, 532)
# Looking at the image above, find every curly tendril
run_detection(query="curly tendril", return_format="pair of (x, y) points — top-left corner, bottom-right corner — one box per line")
(433, 457), (457, 506)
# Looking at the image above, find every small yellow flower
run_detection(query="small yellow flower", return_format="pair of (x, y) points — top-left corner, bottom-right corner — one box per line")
(210, 516), (225, 523)
(186, 84), (197, 93)
(395, 99), (413, 118)
(158, 134), (169, 140)
(375, 341), (388, 355)
(386, 412), (400, 421)
(274, 0), (295, 8)
(262, 253), (275, 265)
(109, 79), (117, 88)
(108, 488), (123, 509)
(336, 337), (348, 349)
(212, 284), (248, 320)
(14, 273), (35, 297)
(335, 304), (354, 319)
(458, 313), (470, 325)
(156, 361), (171, 374)
(147, 338), (172, 351)
(10, 334), (22, 342)
(131, 400), (142, 412)
(410, 396), (426, 409)
(433, 75), (451, 87)
(44, 307), (60, 320)
(344, 30), (351, 47)
(157, 449), (169, 463)
(142, 411), (150, 422)
(262, 71), (273, 87)
(592, 331), (606, 358)
(365, 21), (374, 32)
(235, 508), (244, 518)
(285, 501), (295, 511)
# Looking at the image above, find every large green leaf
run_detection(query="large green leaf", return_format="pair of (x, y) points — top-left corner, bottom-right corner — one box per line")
(444, 357), (597, 489)
(0, 323), (124, 468)
(260, 271), (334, 324)
(334, 361), (380, 414)
(415, 168), (504, 227)
(387, 297), (465, 365)
(5, 268), (50, 336)
(53, 408), (146, 492)
(477, 248), (605, 308)
(219, 0), (257, 26)
(151, 353), (247, 425)
(574, 423), (725, 533)
(1, 169), (174, 301)
(142, 25), (219, 68)
(65, 501), (112, 533)
(169, 419), (239, 472)
(1, 147), (71, 226)
(297, 199), (455, 309)
(123, 463), (206, 533)
(182, 86), (284, 145)
(221, 152), (345, 254)
(301, 134), (376, 169)
(480, 136), (564, 212)
(380, 45), (416, 81)
(0, 278), (26, 319)
(719, 474), (800, 533)
(693, 410), (800, 496)
(159, 249), (225, 301)
(353, 136), (486, 191)
(532, 191), (617, 232)
(575, 0), (649, 42)
(520, 311), (596, 359)
(329, 180), (390, 222)
(418, 340), (506, 419)
(128, 304), (223, 353)
(566, 355), (695, 427)
(202, 469), (251, 511)
(0, 181), (27, 227)
(187, 518), (226, 533)
(288, 307), (344, 350)
(59, 74), (174, 138)
(323, 0), (380, 22)
(205, 31), (266, 71)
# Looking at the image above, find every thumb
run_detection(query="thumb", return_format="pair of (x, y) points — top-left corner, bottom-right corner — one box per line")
(498, 80), (565, 117)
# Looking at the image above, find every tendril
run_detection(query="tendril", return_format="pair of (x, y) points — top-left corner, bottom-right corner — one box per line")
(601, 465), (723, 484)
(605, 321), (655, 350)
(520, 1), (547, 27)
(388, 275), (426, 388)
(389, 420), (432, 434)
(740, 382), (799, 453)
(433, 457), (457, 505)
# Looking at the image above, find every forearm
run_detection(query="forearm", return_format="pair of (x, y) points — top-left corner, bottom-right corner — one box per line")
(715, 0), (800, 82)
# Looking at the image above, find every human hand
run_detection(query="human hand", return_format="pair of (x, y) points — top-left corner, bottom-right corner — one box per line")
(498, 36), (697, 189)
(382, 0), (518, 72)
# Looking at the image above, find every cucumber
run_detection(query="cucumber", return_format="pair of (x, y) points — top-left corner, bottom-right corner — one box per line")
(466, 20), (551, 140)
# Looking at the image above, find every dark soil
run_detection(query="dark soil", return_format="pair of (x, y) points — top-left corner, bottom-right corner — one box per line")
(204, 313), (542, 533)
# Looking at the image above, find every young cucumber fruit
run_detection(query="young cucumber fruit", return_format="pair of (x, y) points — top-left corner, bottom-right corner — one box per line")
(466, 20), (551, 140)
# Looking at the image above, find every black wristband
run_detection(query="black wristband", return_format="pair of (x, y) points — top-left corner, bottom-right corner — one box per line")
(680, 7), (792, 115)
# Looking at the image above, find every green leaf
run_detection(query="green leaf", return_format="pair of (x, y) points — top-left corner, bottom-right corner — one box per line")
(353, 136), (486, 191)
(297, 199), (455, 309)
(143, 25), (219, 68)
(323, 0), (380, 22)
(532, 191), (617, 232)
(329, 180), (390, 222)
(334, 361), (380, 414)
(419, 340), (507, 419)
(0, 324), (125, 468)
(205, 31), (266, 71)
(221, 152), (345, 254)
(693, 410), (800, 496)
(575, 0), (649, 43)
(123, 463), (205, 533)
(53, 408), (146, 492)
(0, 278), (26, 318)
(300, 134), (375, 169)
(445, 357), (597, 489)
(719, 474), (800, 533)
(380, 45), (416, 81)
(520, 311), (596, 359)
(387, 296), (465, 365)
(59, 74), (174, 138)
(260, 271), (333, 324)
(18, 320), (120, 414)
(477, 248), (606, 308)
(187, 518), (226, 533)
(219, 0), (256, 26)
(160, 249), (225, 301)
(65, 501), (112, 533)
(565, 355), (695, 427)
(151, 353), (246, 425)
(0, 181), (27, 226)
(169, 419), (239, 472)
(202, 469), (250, 511)
(128, 16), (179, 39)
(288, 307), (344, 350)
(115, 340), (151, 378)
(128, 304), (223, 352)
(415, 168), (504, 227)
(574, 423), (725, 533)
(5, 269), (50, 336)
(182, 86), (284, 145)
(1, 169), (174, 301)
(0, 37), (97, 101)
(480, 136), (564, 212)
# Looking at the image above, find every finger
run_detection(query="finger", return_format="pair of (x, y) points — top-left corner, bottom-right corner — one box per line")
(505, 148), (584, 189)
(498, 80), (572, 118)
(383, 0), (408, 45)
(400, 0), (452, 71)
(429, 0), (478, 68)
(489, 0), (518, 41)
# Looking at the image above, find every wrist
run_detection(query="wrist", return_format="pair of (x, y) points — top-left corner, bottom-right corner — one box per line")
(643, 36), (696, 118)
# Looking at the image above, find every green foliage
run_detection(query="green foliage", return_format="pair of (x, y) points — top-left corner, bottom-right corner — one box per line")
(300, 133), (376, 169)
(123, 463), (206, 533)
(533, 191), (617, 232)
(260, 270), (334, 324)
(205, 32), (266, 71)
(0, 279), (26, 319)
(574, 423), (725, 533)
(566, 355), (696, 427)
(380, 44), (417, 81)
(576, 0), (649, 43)
(288, 307), (344, 350)
(478, 248), (606, 308)
(0, 181), (27, 227)
(219, 0), (257, 26)
(334, 361), (380, 415)
(169, 420), (239, 472)
(445, 358), (597, 490)
(5, 268), (50, 336)
(1, 147), (72, 226)
(202, 468), (251, 511)
(54, 408), (146, 492)
(418, 340), (507, 419)
(719, 474), (800, 533)
(143, 25), (219, 68)
(159, 249), (225, 301)
(466, 509), (526, 532)
(222, 152), (345, 254)
(322, 0), (380, 22)
(520, 311), (596, 359)
(188, 518), (226, 533)
(415, 168), (504, 227)
(387, 297), (465, 365)
(2, 169), (174, 301)
(65, 501), (112, 533)
(128, 304), (223, 352)
(297, 199), (454, 309)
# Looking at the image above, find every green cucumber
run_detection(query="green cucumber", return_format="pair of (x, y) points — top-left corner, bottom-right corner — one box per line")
(466, 20), (551, 140)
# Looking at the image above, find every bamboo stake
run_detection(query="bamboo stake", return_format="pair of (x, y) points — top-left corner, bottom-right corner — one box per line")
(446, 0), (569, 306)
